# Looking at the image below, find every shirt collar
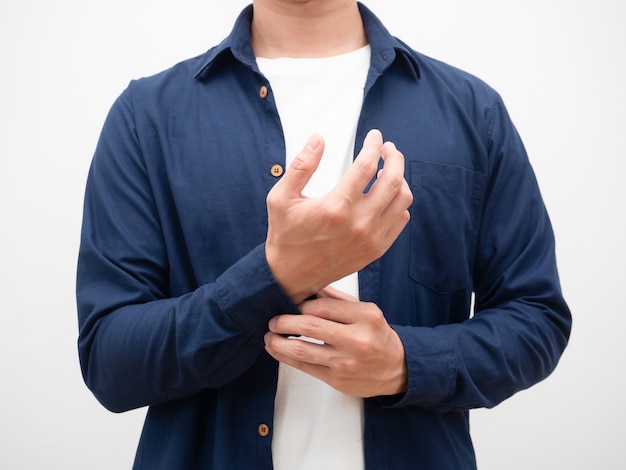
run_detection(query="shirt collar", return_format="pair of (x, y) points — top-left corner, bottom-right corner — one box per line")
(194, 3), (420, 82)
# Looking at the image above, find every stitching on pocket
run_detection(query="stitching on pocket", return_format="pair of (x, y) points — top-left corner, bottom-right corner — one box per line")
(409, 161), (485, 293)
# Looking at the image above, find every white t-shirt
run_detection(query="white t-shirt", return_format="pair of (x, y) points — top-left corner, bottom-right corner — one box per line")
(257, 45), (371, 470)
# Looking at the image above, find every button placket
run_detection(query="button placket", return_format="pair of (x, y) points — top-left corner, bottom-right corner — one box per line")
(257, 83), (285, 182)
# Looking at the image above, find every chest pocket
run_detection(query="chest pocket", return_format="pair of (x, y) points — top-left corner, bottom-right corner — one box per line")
(409, 161), (486, 294)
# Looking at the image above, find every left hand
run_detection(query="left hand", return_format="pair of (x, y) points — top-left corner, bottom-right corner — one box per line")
(264, 286), (408, 397)
(265, 130), (412, 304)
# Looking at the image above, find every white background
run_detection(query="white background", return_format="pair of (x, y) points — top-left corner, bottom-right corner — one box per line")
(1, 1), (624, 468)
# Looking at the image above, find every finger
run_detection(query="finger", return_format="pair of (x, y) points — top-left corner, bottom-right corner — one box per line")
(382, 208), (411, 248)
(264, 331), (331, 368)
(333, 129), (383, 198)
(269, 313), (341, 345)
(268, 313), (330, 337)
(298, 297), (367, 326)
(377, 177), (412, 233)
(275, 134), (325, 197)
(264, 336), (334, 387)
(363, 141), (408, 212)
(317, 285), (358, 302)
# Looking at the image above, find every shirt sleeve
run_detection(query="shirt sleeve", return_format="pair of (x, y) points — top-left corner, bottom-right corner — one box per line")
(77, 86), (297, 413)
(389, 95), (571, 412)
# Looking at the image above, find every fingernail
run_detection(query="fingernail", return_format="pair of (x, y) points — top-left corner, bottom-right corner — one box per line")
(306, 134), (321, 151)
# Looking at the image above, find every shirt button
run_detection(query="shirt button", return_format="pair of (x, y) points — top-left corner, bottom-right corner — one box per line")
(259, 85), (268, 99)
(258, 423), (270, 437)
(270, 164), (284, 177)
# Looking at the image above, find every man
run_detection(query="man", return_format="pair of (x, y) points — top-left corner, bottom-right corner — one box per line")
(77, 1), (571, 468)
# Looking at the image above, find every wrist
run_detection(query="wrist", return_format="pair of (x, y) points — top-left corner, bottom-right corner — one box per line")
(264, 242), (322, 304)
(386, 329), (408, 395)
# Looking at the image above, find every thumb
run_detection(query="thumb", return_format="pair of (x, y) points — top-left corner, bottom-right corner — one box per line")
(279, 134), (324, 195)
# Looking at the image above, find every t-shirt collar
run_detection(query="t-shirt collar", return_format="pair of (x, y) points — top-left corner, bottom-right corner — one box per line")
(194, 2), (420, 82)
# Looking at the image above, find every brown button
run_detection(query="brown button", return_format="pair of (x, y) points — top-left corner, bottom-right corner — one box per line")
(259, 86), (268, 99)
(258, 423), (270, 437)
(270, 164), (284, 177)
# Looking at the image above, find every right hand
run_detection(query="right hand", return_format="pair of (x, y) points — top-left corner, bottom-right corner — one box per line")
(265, 129), (413, 303)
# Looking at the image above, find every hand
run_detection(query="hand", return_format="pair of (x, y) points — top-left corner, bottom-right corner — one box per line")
(265, 129), (413, 303)
(264, 286), (408, 398)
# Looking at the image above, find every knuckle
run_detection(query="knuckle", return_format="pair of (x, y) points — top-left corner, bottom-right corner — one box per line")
(289, 341), (310, 361)
(351, 219), (370, 240)
(362, 238), (385, 260)
(383, 141), (404, 160)
(356, 157), (379, 178)
(351, 338), (371, 357)
(289, 339), (309, 362)
(299, 315), (324, 337)
(369, 302), (386, 322)
(321, 197), (352, 228)
(337, 356), (359, 375)
(401, 209), (411, 224)
(382, 172), (403, 192)
(344, 361), (360, 377)
(266, 189), (281, 207)
(325, 199), (349, 223)
(359, 303), (385, 330)
(402, 185), (414, 207)
(290, 154), (310, 173)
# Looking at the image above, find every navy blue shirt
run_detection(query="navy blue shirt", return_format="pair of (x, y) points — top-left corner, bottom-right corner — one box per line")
(77, 4), (571, 469)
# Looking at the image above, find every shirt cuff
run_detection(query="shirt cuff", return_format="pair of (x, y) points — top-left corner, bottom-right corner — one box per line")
(215, 243), (300, 335)
(383, 325), (456, 408)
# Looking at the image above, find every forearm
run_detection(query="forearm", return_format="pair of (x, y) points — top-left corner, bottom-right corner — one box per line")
(77, 85), (304, 411)
(391, 294), (570, 411)
(387, 199), (571, 410)
(78, 244), (298, 413)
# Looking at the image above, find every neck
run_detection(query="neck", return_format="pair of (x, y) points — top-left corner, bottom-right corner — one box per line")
(251, 0), (367, 58)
